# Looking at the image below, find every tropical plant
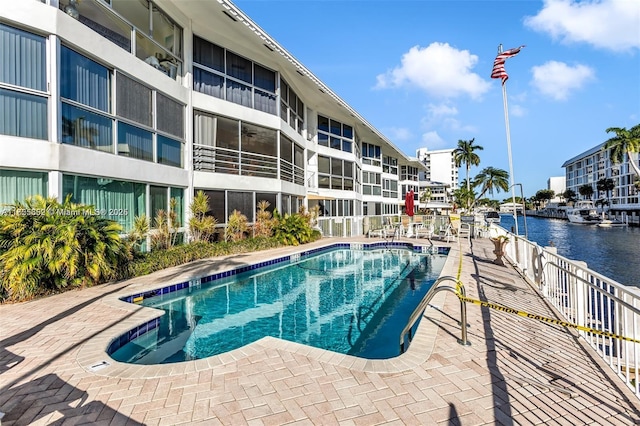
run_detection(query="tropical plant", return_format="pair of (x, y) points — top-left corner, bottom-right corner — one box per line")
(226, 209), (249, 242)
(126, 215), (149, 253)
(603, 124), (640, 178)
(0, 195), (126, 301)
(272, 211), (315, 246)
(453, 138), (483, 209)
(452, 186), (475, 213)
(253, 200), (275, 238)
(596, 178), (615, 206)
(472, 167), (509, 207)
(151, 198), (180, 250)
(562, 189), (577, 205)
(578, 184), (594, 201)
(189, 191), (217, 243)
(534, 189), (555, 208)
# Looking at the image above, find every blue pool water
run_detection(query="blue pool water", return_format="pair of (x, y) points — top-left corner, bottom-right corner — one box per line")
(111, 248), (447, 364)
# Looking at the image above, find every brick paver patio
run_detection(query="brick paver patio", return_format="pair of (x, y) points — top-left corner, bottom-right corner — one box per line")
(1, 236), (639, 425)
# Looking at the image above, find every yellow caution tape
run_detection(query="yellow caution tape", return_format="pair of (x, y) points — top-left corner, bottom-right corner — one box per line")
(458, 294), (640, 344)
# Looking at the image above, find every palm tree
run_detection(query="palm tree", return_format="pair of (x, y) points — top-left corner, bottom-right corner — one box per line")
(596, 177), (615, 206)
(578, 184), (594, 201)
(453, 138), (483, 209)
(472, 167), (509, 206)
(0, 195), (126, 301)
(562, 189), (577, 205)
(603, 124), (640, 178)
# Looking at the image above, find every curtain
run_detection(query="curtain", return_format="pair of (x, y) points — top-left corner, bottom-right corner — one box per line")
(0, 24), (46, 91)
(61, 103), (113, 152)
(0, 169), (48, 206)
(193, 68), (224, 99)
(193, 112), (215, 146)
(170, 187), (183, 226)
(62, 174), (145, 231)
(254, 90), (276, 115)
(60, 46), (109, 112)
(0, 89), (47, 139)
(157, 135), (182, 167)
(117, 122), (153, 161)
(226, 81), (251, 108)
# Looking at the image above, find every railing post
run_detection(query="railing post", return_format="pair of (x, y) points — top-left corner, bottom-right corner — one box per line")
(574, 261), (588, 334)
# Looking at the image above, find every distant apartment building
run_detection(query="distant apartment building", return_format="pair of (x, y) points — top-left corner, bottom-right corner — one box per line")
(0, 0), (426, 237)
(415, 148), (458, 212)
(547, 176), (566, 202)
(562, 143), (640, 218)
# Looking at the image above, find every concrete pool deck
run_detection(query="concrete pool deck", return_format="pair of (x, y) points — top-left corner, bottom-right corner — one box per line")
(1, 236), (640, 425)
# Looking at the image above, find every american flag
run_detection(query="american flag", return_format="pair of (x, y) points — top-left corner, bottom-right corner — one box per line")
(491, 45), (524, 84)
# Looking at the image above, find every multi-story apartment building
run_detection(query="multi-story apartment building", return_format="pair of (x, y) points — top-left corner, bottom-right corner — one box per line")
(416, 148), (458, 189)
(562, 143), (640, 218)
(415, 147), (457, 211)
(0, 0), (425, 237)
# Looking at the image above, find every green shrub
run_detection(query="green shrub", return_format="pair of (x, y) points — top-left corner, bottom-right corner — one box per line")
(0, 196), (127, 301)
(272, 211), (315, 246)
(119, 237), (285, 279)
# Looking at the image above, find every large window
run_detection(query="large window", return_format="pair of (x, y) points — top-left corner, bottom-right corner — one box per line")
(193, 36), (277, 115)
(280, 78), (304, 134)
(280, 135), (305, 185)
(317, 115), (353, 153)
(0, 169), (48, 208)
(60, 47), (184, 165)
(197, 189), (281, 224)
(362, 142), (381, 166)
(383, 155), (398, 175)
(62, 174), (145, 231)
(363, 171), (381, 196)
(318, 155), (353, 190)
(115, 73), (184, 165)
(0, 24), (47, 140)
(193, 112), (278, 178)
(61, 46), (113, 152)
(59, 0), (182, 79)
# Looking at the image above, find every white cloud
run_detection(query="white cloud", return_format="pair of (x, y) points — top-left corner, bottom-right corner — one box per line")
(524, 0), (640, 52)
(385, 127), (413, 141)
(510, 104), (527, 117)
(422, 103), (476, 133)
(375, 42), (491, 99)
(531, 61), (595, 100)
(421, 131), (447, 148)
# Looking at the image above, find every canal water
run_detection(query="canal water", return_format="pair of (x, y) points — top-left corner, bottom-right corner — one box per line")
(499, 214), (640, 288)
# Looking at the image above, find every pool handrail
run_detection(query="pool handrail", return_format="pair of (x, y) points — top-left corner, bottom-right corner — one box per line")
(400, 275), (469, 353)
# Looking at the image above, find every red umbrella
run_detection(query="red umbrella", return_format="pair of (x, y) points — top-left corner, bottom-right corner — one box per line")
(405, 189), (415, 217)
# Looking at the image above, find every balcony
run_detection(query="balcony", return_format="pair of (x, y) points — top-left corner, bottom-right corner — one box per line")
(58, 0), (182, 80)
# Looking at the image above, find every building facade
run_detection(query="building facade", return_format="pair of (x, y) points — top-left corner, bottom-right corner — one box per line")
(547, 176), (566, 203)
(0, 0), (425, 237)
(562, 143), (640, 218)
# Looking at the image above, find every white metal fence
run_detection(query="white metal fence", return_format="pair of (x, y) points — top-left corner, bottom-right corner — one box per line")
(493, 225), (640, 398)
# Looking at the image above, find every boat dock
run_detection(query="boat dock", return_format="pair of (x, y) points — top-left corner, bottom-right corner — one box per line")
(1, 235), (639, 425)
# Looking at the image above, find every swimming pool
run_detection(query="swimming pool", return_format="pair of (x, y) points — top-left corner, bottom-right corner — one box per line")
(110, 245), (447, 364)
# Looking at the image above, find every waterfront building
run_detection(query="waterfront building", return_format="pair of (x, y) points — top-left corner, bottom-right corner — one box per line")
(547, 176), (566, 203)
(562, 143), (640, 222)
(0, 0), (425, 237)
(416, 148), (459, 190)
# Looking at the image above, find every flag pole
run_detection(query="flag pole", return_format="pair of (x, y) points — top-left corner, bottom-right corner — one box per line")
(498, 44), (520, 236)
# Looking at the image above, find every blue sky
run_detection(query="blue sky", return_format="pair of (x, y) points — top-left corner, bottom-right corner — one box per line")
(234, 0), (640, 198)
